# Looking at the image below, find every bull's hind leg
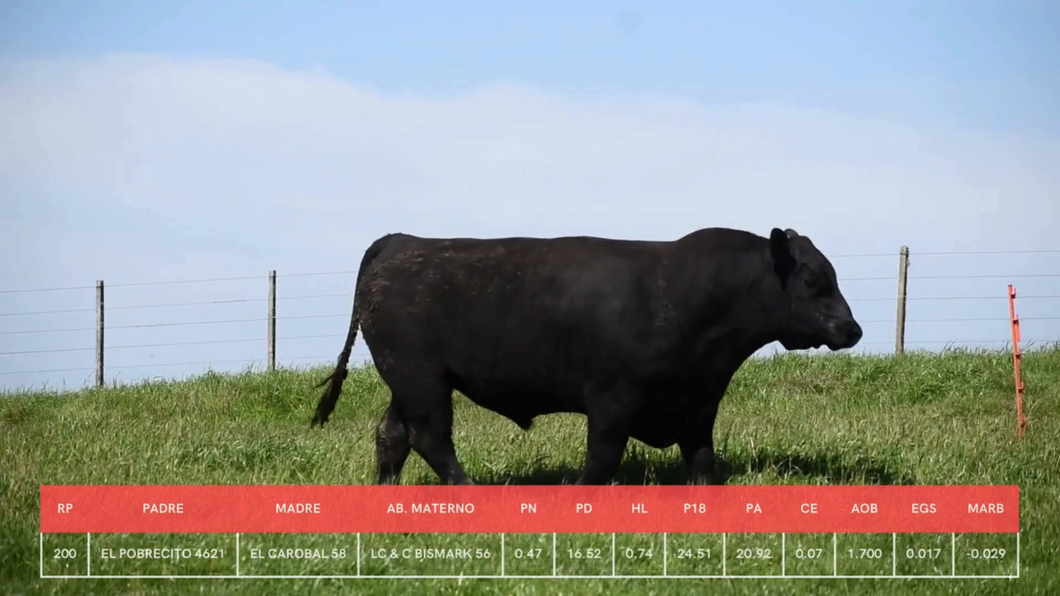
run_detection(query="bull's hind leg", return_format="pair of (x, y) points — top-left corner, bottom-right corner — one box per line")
(375, 404), (411, 484)
(385, 374), (472, 485)
(407, 395), (472, 485)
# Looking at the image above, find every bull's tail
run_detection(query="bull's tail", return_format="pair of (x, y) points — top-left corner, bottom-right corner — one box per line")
(310, 305), (359, 428)
(310, 233), (399, 428)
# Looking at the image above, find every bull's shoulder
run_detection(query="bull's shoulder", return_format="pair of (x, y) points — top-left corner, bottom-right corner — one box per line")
(675, 227), (766, 248)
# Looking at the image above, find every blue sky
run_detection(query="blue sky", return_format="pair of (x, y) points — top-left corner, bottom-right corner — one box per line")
(3, 0), (1058, 135)
(1, 1), (1059, 392)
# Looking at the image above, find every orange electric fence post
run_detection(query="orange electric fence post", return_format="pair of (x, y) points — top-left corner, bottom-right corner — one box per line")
(1008, 284), (1027, 439)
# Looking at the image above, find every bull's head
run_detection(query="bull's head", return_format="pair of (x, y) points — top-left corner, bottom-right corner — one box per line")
(770, 228), (863, 352)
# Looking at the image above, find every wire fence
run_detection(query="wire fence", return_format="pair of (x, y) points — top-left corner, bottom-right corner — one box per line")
(1, 246), (1059, 393)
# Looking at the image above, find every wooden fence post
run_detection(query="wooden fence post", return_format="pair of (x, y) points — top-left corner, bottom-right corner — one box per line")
(895, 246), (910, 354)
(268, 270), (276, 371)
(95, 279), (104, 388)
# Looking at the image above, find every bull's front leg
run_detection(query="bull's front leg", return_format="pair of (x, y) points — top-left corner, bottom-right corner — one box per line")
(576, 415), (631, 485)
(678, 400), (722, 485)
(575, 383), (638, 485)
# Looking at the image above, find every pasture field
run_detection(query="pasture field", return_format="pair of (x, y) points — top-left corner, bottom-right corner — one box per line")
(2, 347), (1059, 595)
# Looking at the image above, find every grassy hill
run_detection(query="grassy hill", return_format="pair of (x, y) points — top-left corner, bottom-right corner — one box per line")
(2, 347), (1058, 595)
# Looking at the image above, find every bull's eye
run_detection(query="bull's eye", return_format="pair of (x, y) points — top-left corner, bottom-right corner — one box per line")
(804, 275), (831, 298)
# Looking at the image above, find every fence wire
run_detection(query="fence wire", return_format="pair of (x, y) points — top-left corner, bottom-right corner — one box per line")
(1, 249), (1058, 390)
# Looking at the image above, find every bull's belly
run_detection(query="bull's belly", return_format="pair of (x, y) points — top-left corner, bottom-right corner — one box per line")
(627, 398), (703, 449)
(628, 418), (683, 449)
(452, 379), (582, 431)
(457, 385), (693, 449)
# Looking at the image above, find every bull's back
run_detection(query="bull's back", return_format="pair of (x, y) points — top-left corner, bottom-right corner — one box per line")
(358, 234), (665, 395)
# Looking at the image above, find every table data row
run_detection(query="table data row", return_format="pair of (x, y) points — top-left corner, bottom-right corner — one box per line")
(42, 532), (1019, 579)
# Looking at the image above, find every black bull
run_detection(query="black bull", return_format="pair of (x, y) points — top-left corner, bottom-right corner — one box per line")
(309, 226), (863, 485)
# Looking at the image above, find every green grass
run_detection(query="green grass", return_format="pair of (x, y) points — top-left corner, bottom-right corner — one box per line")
(3, 347), (1059, 595)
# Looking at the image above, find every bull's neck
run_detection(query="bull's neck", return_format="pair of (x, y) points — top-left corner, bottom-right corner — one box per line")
(665, 242), (789, 366)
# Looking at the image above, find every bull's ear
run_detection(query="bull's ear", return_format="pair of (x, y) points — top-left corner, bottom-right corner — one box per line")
(770, 227), (796, 282)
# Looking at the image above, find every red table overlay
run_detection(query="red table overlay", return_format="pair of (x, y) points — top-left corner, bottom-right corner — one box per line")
(40, 485), (1019, 534)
